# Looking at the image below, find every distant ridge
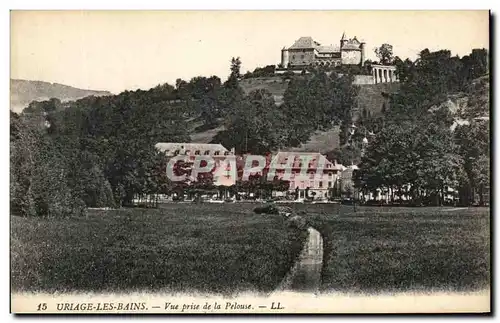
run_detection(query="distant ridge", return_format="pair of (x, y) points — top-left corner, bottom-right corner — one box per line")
(10, 79), (112, 113)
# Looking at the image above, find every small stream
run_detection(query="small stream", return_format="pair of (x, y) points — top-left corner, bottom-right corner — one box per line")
(277, 227), (324, 293)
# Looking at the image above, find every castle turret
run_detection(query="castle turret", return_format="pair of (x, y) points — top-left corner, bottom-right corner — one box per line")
(360, 42), (366, 66)
(281, 47), (289, 68)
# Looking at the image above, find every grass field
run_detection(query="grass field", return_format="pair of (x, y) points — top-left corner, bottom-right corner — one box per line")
(301, 205), (490, 294)
(11, 203), (490, 295)
(11, 203), (308, 295)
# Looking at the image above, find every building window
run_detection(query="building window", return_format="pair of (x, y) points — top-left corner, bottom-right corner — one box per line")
(292, 55), (295, 60)
(194, 150), (200, 155)
(204, 150), (210, 155)
(319, 181), (323, 188)
(185, 150), (191, 155)
(174, 150), (180, 155)
(328, 181), (332, 188)
(214, 151), (220, 156)
(300, 55), (304, 59)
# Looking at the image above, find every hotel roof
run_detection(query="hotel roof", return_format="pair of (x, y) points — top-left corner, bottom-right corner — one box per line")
(270, 152), (344, 170)
(155, 142), (231, 156)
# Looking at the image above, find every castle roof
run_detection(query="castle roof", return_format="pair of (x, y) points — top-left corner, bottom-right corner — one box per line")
(289, 36), (317, 49)
(342, 43), (362, 50)
(317, 45), (340, 53)
(341, 36), (364, 50)
(289, 36), (341, 53)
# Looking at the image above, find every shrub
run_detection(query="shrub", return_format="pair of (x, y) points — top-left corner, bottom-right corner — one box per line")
(253, 204), (279, 215)
(253, 204), (293, 217)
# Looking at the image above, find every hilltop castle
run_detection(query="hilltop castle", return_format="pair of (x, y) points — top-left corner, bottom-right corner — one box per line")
(278, 33), (398, 84)
(281, 33), (366, 68)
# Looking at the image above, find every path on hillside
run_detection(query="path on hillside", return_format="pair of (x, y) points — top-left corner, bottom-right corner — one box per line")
(275, 227), (324, 294)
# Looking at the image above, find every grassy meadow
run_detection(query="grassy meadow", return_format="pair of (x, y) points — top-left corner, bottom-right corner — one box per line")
(302, 205), (491, 294)
(11, 203), (307, 295)
(11, 203), (490, 295)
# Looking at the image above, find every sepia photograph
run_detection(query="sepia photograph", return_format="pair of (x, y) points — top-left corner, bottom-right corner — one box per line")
(9, 9), (491, 314)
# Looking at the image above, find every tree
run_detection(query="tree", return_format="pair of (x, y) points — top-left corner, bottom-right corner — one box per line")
(326, 145), (362, 166)
(389, 49), (464, 118)
(188, 76), (222, 128)
(455, 119), (490, 205)
(460, 48), (488, 81)
(212, 89), (287, 154)
(229, 57), (241, 81)
(393, 56), (413, 83)
(282, 71), (358, 147)
(356, 47), (490, 206)
(355, 116), (462, 205)
(244, 65), (276, 78)
(24, 98), (63, 114)
(10, 113), (85, 217)
(374, 43), (394, 65)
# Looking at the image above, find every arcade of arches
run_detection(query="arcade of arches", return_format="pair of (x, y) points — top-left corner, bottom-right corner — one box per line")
(312, 60), (341, 67)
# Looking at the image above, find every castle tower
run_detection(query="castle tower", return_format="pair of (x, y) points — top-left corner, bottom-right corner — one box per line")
(281, 47), (289, 68)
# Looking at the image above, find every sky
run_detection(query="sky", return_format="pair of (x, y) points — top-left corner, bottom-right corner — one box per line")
(10, 10), (489, 94)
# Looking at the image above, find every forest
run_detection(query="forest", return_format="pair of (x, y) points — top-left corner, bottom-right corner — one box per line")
(10, 47), (489, 216)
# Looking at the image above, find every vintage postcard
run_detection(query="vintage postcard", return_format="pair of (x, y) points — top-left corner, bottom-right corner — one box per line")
(10, 10), (491, 314)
